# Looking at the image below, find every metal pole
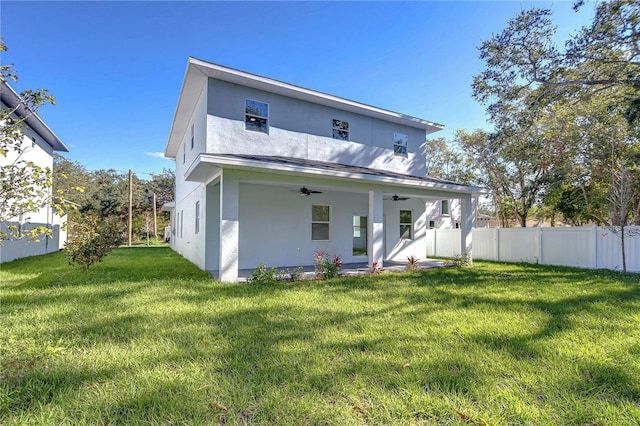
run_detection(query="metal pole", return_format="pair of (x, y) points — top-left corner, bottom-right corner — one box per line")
(153, 193), (157, 238)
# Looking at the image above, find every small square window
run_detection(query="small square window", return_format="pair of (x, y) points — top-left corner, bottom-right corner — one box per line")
(245, 99), (269, 133)
(393, 133), (408, 157)
(332, 119), (349, 141)
(428, 220), (435, 229)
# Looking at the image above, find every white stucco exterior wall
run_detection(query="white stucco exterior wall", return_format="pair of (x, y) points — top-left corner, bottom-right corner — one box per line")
(171, 83), (208, 268)
(206, 79), (427, 177)
(234, 183), (431, 270)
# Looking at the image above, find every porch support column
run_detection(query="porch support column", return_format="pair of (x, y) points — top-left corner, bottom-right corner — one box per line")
(219, 171), (239, 282)
(460, 194), (473, 264)
(368, 190), (384, 268)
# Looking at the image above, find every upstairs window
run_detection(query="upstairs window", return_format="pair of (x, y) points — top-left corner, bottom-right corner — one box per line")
(400, 209), (413, 239)
(332, 119), (349, 141)
(245, 99), (269, 133)
(393, 133), (408, 157)
(190, 124), (194, 150)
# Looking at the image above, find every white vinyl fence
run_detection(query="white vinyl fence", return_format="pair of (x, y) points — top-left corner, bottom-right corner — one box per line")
(0, 221), (66, 264)
(426, 226), (640, 273)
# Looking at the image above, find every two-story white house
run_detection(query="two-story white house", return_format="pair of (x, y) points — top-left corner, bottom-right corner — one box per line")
(0, 80), (69, 263)
(165, 58), (486, 281)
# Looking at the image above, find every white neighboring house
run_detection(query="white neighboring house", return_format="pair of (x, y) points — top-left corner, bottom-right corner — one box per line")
(0, 80), (69, 263)
(425, 198), (491, 230)
(164, 58), (488, 281)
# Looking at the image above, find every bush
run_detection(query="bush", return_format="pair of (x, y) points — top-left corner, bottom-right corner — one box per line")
(315, 251), (342, 279)
(449, 253), (471, 268)
(406, 255), (420, 272)
(248, 262), (278, 285)
(283, 266), (305, 282)
(64, 214), (123, 270)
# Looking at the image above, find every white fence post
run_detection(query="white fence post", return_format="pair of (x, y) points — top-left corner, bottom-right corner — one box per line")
(591, 224), (598, 269)
(433, 228), (437, 257)
(537, 226), (543, 265)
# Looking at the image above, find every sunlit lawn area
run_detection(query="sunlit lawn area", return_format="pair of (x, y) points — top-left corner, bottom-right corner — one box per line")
(1, 247), (639, 425)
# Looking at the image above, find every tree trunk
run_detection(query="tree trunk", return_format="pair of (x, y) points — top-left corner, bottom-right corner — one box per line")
(519, 213), (527, 227)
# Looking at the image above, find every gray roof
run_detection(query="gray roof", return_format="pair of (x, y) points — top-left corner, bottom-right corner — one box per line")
(213, 153), (474, 188)
(1, 80), (68, 152)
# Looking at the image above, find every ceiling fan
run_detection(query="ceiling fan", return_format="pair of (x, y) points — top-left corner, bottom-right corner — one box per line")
(299, 186), (322, 196)
(385, 194), (410, 201)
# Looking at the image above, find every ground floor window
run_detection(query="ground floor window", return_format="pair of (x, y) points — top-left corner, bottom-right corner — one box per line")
(352, 215), (367, 256)
(312, 205), (330, 241)
(400, 209), (412, 239)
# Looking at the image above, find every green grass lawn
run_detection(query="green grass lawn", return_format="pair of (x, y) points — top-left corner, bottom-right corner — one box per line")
(1, 248), (639, 425)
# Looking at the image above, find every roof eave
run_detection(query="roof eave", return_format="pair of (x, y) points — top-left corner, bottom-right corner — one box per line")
(187, 153), (486, 195)
(164, 60), (208, 158)
(188, 57), (444, 131)
(1, 80), (69, 152)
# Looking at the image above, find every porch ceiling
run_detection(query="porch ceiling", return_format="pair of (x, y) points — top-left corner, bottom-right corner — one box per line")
(185, 153), (489, 198)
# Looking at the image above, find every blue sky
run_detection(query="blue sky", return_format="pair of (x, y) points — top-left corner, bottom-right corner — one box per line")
(2, 1), (596, 176)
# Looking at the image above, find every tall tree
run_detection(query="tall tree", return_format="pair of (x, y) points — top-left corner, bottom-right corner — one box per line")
(455, 127), (561, 228)
(53, 158), (175, 241)
(472, 1), (640, 229)
(473, 1), (640, 268)
(424, 137), (475, 184)
(473, 1), (639, 122)
(53, 154), (91, 208)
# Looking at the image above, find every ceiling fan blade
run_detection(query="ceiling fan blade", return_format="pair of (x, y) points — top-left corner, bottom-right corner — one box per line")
(386, 194), (410, 201)
(298, 186), (322, 196)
